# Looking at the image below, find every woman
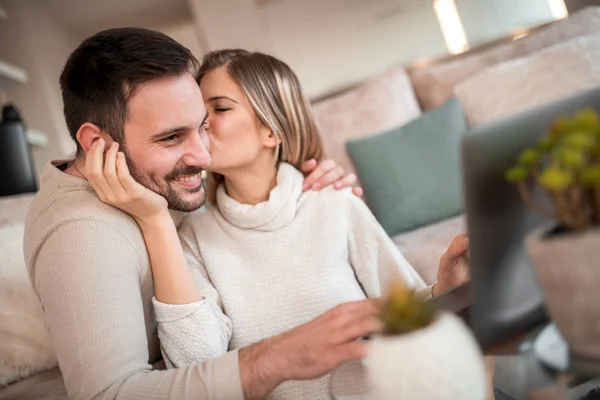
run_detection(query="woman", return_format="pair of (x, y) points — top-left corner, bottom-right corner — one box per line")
(86, 49), (469, 399)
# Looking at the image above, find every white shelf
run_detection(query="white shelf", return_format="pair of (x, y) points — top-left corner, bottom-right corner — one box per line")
(0, 59), (27, 91)
(26, 129), (49, 148)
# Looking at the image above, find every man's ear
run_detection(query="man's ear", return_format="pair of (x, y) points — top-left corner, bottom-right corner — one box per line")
(76, 123), (114, 153)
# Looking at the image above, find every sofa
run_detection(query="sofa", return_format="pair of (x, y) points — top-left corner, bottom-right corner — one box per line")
(2, 6), (600, 399)
(311, 6), (600, 286)
(309, 6), (600, 398)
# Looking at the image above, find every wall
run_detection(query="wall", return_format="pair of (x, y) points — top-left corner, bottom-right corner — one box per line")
(187, 0), (270, 53)
(0, 0), (77, 176)
(187, 0), (449, 99)
(187, 0), (561, 99)
(456, 0), (555, 45)
(152, 19), (205, 61)
(261, 0), (447, 98)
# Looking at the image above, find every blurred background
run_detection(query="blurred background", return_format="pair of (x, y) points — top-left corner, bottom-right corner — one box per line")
(0, 0), (593, 176)
(2, 3), (600, 398)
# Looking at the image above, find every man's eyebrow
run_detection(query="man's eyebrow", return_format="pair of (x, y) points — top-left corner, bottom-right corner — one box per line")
(207, 96), (239, 104)
(150, 112), (209, 141)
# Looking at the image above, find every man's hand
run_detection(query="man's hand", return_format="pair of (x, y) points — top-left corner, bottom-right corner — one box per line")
(433, 233), (470, 297)
(238, 299), (382, 400)
(301, 159), (363, 197)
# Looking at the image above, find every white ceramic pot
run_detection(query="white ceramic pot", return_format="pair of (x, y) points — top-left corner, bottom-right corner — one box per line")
(364, 312), (486, 400)
(525, 226), (600, 359)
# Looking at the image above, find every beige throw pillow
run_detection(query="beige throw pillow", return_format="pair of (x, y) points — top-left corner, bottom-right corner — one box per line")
(454, 33), (600, 127)
(311, 66), (421, 178)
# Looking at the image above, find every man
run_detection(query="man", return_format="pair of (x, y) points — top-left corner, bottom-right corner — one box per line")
(24, 28), (469, 400)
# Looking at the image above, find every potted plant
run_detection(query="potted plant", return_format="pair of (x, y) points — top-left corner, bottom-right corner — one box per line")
(505, 108), (600, 359)
(364, 281), (486, 400)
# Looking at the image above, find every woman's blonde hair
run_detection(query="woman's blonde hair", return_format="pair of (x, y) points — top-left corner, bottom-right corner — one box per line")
(197, 49), (324, 205)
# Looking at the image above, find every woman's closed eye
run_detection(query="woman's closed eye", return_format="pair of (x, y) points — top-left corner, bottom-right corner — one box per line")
(214, 107), (232, 113)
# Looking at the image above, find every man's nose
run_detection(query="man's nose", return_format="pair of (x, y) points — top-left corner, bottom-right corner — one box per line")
(181, 130), (211, 168)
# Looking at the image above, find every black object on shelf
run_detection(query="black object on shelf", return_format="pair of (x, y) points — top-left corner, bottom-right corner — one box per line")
(0, 104), (38, 196)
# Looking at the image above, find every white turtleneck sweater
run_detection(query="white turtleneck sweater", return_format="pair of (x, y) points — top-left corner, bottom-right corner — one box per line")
(153, 163), (431, 400)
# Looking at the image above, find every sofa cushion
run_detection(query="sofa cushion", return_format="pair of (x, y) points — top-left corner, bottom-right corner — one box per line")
(0, 222), (57, 387)
(410, 6), (600, 111)
(0, 193), (36, 227)
(346, 97), (466, 237)
(0, 368), (66, 400)
(392, 215), (465, 285)
(455, 33), (600, 126)
(312, 66), (421, 178)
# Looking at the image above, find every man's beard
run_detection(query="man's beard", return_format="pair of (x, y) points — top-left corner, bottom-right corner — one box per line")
(122, 150), (206, 212)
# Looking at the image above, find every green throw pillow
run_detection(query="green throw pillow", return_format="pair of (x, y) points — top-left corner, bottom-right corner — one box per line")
(346, 96), (467, 236)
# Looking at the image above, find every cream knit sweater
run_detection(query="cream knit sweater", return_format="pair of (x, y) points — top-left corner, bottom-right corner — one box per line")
(24, 161), (243, 400)
(154, 163), (430, 400)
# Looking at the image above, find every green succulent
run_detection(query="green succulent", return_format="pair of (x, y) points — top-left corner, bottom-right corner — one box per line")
(563, 132), (594, 151)
(518, 149), (539, 166)
(582, 165), (600, 188)
(539, 167), (573, 191)
(380, 281), (435, 335)
(575, 108), (599, 131)
(550, 117), (574, 138)
(555, 147), (585, 170)
(506, 109), (600, 230)
(505, 166), (529, 182)
(536, 137), (555, 152)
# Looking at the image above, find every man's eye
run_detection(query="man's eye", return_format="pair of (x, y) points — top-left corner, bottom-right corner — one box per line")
(162, 134), (179, 143)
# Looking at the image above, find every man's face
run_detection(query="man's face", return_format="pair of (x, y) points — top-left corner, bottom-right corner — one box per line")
(121, 73), (211, 212)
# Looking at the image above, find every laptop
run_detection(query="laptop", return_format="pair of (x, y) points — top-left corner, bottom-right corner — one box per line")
(459, 86), (600, 351)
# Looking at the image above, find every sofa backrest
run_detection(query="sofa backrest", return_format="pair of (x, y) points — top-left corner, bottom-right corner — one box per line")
(455, 32), (600, 127)
(409, 6), (600, 111)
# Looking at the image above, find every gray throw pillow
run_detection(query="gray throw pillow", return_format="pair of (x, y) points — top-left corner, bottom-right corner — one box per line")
(346, 96), (467, 235)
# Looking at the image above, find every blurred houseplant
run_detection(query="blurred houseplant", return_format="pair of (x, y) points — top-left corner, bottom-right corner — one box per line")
(364, 281), (486, 400)
(506, 108), (600, 359)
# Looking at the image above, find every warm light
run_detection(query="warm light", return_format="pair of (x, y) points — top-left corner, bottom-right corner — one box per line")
(512, 32), (529, 41)
(511, 27), (530, 42)
(548, 0), (569, 20)
(434, 0), (470, 55)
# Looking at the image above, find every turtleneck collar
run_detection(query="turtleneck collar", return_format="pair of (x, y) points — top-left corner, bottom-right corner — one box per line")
(215, 163), (303, 231)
